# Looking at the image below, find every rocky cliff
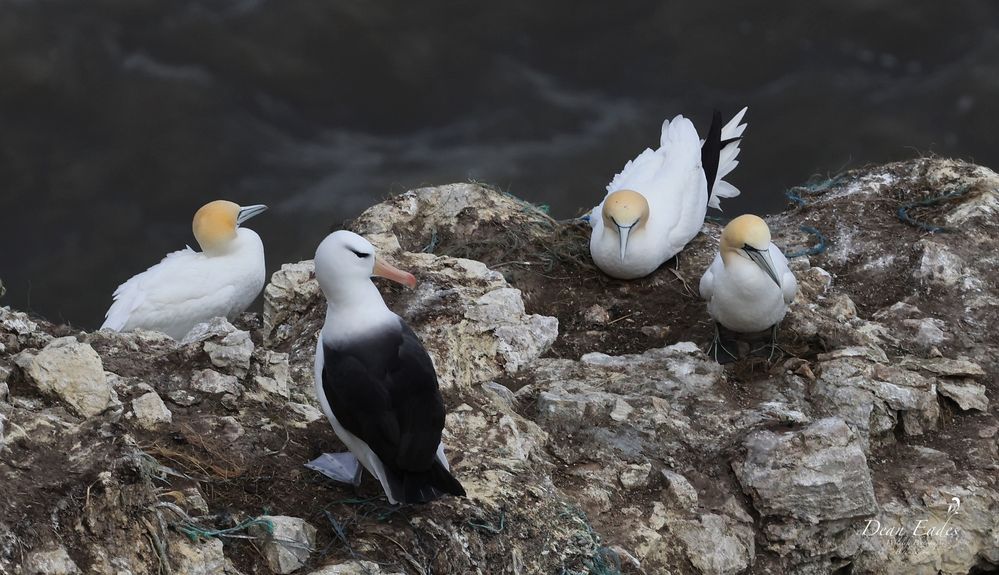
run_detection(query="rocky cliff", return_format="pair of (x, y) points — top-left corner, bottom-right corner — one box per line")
(1, 158), (997, 575)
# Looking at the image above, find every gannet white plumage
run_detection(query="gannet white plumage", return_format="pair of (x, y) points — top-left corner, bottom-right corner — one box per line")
(590, 108), (748, 279)
(311, 230), (465, 505)
(101, 200), (267, 340)
(699, 214), (797, 362)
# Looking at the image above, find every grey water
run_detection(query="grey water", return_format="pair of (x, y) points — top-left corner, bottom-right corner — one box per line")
(1, 0), (997, 329)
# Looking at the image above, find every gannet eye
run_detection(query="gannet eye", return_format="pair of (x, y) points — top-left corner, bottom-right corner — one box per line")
(348, 248), (372, 258)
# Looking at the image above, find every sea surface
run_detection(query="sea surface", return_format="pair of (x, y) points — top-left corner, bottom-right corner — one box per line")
(1, 0), (997, 327)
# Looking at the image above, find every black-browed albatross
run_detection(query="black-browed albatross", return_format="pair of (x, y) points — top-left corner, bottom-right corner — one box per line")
(309, 230), (465, 504)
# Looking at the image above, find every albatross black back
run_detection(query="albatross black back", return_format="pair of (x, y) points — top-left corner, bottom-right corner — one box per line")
(321, 319), (466, 504)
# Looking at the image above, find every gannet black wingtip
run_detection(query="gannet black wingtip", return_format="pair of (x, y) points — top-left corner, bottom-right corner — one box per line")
(702, 109), (724, 198)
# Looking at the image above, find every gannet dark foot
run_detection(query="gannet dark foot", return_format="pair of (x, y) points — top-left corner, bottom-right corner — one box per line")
(305, 452), (363, 486)
(708, 322), (739, 364)
(750, 324), (785, 362)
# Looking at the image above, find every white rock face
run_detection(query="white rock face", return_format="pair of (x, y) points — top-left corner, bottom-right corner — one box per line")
(618, 462), (652, 489)
(662, 470), (699, 509)
(916, 241), (968, 287)
(248, 516), (317, 574)
(17, 337), (118, 418)
(254, 351), (292, 399)
(938, 380), (989, 411)
(204, 330), (254, 377)
(0, 306), (47, 344)
(168, 536), (226, 575)
(131, 391), (172, 429)
(191, 369), (240, 395)
(670, 513), (755, 575)
(20, 545), (82, 575)
(735, 418), (878, 523)
(287, 402), (324, 426)
(307, 562), (404, 575)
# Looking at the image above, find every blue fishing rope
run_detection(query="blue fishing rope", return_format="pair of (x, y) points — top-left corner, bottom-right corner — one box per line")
(896, 186), (971, 233)
(176, 516), (273, 543)
(785, 226), (828, 258)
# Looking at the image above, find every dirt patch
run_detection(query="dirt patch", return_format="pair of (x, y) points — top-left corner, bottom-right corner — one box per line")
(423, 219), (715, 359)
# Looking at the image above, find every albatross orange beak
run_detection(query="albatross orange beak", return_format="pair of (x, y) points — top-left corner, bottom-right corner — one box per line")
(373, 257), (417, 288)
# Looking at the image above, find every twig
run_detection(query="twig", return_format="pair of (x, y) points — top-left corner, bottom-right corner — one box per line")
(606, 313), (636, 326)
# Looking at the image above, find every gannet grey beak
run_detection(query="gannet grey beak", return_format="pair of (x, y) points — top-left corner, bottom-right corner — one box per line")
(744, 246), (780, 287)
(617, 224), (632, 260)
(614, 219), (640, 261)
(373, 257), (418, 288)
(236, 204), (268, 225)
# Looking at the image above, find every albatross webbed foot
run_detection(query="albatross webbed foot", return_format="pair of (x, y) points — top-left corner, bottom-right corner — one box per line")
(305, 452), (363, 486)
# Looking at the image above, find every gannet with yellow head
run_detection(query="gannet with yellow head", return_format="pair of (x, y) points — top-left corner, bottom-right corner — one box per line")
(698, 214), (797, 361)
(590, 108), (748, 279)
(101, 200), (267, 340)
(309, 230), (465, 504)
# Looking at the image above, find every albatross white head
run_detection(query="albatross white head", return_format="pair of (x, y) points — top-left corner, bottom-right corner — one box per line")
(720, 214), (780, 286)
(602, 189), (650, 260)
(192, 200), (268, 255)
(315, 230), (417, 309)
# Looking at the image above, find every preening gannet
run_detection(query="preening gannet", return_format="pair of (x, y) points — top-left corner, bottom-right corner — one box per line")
(698, 214), (797, 362)
(310, 230), (465, 505)
(590, 108), (748, 279)
(101, 200), (267, 340)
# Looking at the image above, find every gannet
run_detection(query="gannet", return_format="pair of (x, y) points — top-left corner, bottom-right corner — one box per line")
(698, 214), (797, 362)
(590, 108), (748, 279)
(310, 230), (465, 505)
(101, 200), (267, 340)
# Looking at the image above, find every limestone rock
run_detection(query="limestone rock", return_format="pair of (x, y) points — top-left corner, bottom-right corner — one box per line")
(191, 369), (240, 395)
(899, 357), (986, 378)
(662, 470), (699, 509)
(263, 261), (321, 346)
(180, 316), (241, 344)
(131, 391), (172, 429)
(17, 337), (118, 418)
(253, 375), (289, 399)
(167, 389), (201, 407)
(203, 329), (253, 377)
(901, 318), (948, 347)
(812, 357), (939, 447)
(619, 462), (652, 489)
(480, 381), (516, 409)
(1, 306), (50, 349)
(307, 562), (404, 575)
(288, 402), (324, 426)
(734, 418), (878, 523)
(670, 513), (755, 575)
(256, 351), (292, 399)
(916, 241), (967, 287)
(248, 516), (317, 574)
(20, 545), (82, 575)
(351, 182), (540, 250)
(169, 536), (226, 575)
(938, 380), (989, 412)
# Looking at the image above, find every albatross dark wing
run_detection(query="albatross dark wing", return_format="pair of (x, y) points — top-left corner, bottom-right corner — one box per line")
(321, 320), (465, 503)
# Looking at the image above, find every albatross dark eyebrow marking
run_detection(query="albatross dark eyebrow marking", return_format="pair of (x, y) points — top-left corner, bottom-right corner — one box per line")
(348, 247), (372, 258)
